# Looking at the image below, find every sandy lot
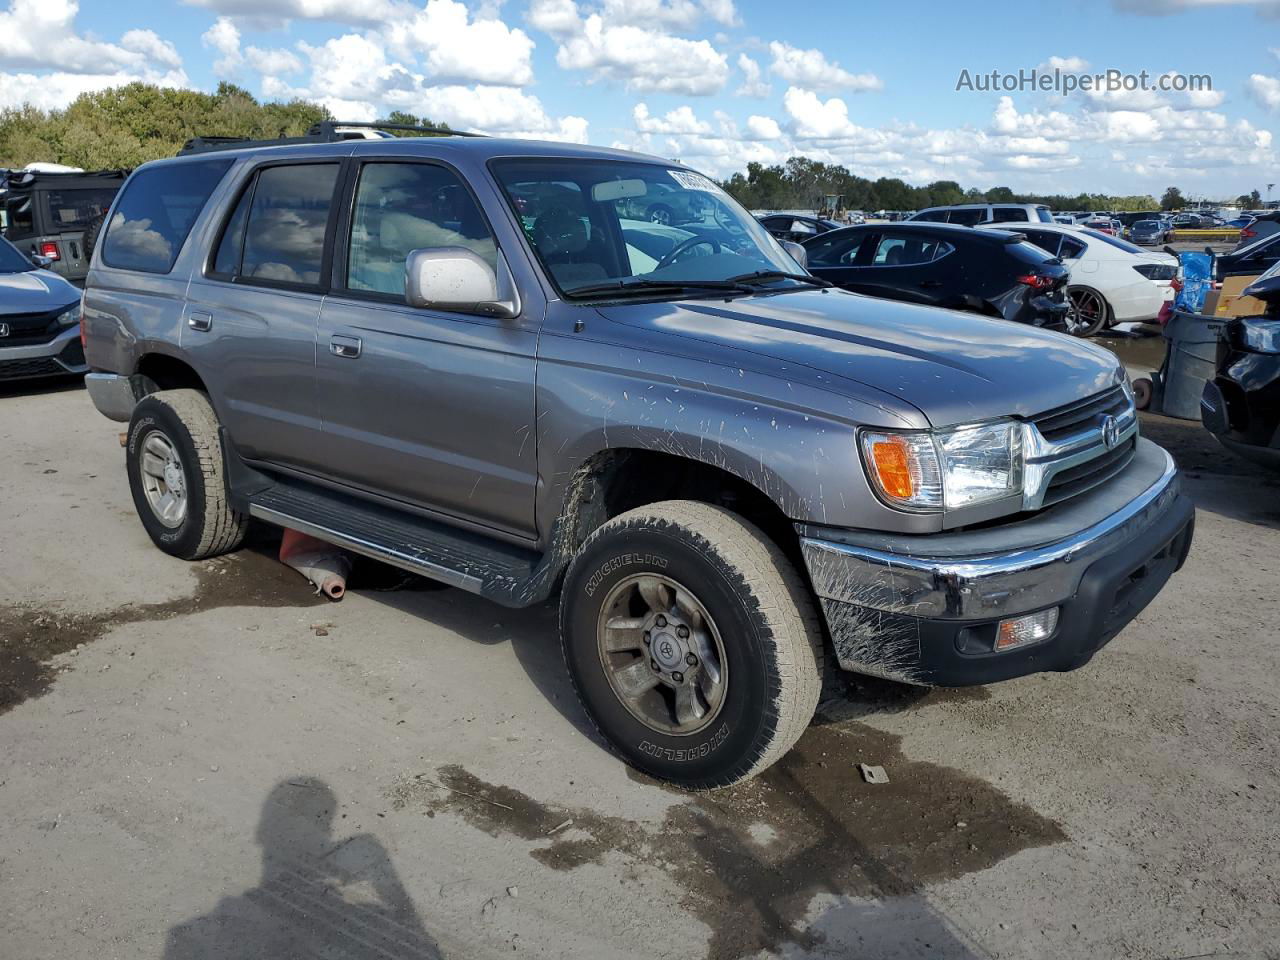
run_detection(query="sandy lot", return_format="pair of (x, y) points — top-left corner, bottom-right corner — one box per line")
(1, 379), (1277, 960)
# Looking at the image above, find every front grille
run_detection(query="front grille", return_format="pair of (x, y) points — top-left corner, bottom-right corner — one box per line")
(0, 356), (65, 379)
(0, 310), (60, 346)
(1032, 385), (1129, 443)
(1042, 436), (1137, 506)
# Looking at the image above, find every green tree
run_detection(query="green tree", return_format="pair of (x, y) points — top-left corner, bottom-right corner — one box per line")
(1249, 189), (1262, 208)
(1160, 186), (1185, 211)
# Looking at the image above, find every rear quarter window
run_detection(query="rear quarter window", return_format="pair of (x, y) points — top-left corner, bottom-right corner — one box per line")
(101, 158), (233, 275)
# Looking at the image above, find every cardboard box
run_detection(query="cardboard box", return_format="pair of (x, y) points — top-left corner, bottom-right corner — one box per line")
(1214, 274), (1267, 318)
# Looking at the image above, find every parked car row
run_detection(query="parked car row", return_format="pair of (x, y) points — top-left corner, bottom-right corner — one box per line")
(790, 218), (1177, 337)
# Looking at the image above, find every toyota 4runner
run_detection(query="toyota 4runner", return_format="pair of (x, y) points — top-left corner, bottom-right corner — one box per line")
(82, 137), (1194, 788)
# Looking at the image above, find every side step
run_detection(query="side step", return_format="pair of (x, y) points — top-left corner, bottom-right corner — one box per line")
(245, 478), (550, 607)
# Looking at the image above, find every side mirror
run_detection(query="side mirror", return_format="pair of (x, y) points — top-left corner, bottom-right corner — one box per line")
(30, 254), (54, 270)
(405, 247), (520, 319)
(782, 240), (808, 269)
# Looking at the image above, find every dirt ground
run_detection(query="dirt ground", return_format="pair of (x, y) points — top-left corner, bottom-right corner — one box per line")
(1, 379), (1278, 960)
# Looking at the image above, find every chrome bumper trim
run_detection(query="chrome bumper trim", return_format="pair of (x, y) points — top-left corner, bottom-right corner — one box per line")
(801, 446), (1180, 621)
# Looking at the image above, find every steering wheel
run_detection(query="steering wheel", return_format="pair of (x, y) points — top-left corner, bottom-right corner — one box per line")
(656, 235), (722, 270)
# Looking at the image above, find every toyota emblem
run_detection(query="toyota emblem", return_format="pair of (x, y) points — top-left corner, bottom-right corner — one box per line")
(1101, 414), (1120, 450)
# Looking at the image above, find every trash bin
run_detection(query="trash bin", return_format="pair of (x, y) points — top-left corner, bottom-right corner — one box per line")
(1158, 310), (1226, 420)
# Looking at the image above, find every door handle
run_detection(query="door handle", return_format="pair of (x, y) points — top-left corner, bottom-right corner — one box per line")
(330, 335), (362, 359)
(188, 311), (213, 332)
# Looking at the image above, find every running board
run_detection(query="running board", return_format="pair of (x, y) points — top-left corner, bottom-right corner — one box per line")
(245, 479), (550, 607)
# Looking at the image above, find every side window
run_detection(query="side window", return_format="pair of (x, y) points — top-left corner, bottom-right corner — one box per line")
(240, 163), (340, 286)
(872, 236), (940, 265)
(1021, 230), (1061, 256)
(789, 219), (817, 235)
(212, 182), (253, 277)
(805, 232), (864, 266)
(946, 208), (986, 226)
(991, 207), (1029, 223)
(101, 159), (232, 274)
(4, 196), (34, 237)
(1058, 237), (1086, 259)
(346, 162), (496, 297)
(931, 240), (955, 261)
(914, 210), (948, 223)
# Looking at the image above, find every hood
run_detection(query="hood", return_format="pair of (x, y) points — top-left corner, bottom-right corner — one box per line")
(598, 288), (1122, 428)
(0, 269), (80, 316)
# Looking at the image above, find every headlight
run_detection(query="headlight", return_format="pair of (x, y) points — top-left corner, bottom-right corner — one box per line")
(1238, 319), (1280, 355)
(860, 420), (1023, 512)
(56, 307), (79, 327)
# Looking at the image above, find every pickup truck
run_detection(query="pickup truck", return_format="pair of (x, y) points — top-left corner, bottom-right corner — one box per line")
(81, 137), (1195, 788)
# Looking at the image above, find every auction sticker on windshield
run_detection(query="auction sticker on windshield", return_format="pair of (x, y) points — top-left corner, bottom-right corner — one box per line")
(669, 170), (725, 195)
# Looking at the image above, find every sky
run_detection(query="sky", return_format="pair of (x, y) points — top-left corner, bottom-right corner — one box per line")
(2, 0), (1280, 198)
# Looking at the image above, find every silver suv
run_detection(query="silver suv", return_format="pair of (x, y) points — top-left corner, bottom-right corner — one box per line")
(82, 137), (1194, 787)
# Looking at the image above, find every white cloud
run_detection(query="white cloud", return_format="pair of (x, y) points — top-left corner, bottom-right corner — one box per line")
(527, 0), (581, 36)
(203, 17), (303, 77)
(384, 0), (534, 85)
(0, 68), (188, 110)
(735, 54), (769, 98)
(744, 114), (780, 140)
(634, 103), (711, 134)
(1039, 55), (1090, 72)
(782, 87), (858, 138)
(1249, 73), (1280, 110)
(0, 0), (183, 75)
(413, 84), (587, 140)
(555, 13), (729, 94)
(768, 42), (881, 94)
(182, 0), (397, 25)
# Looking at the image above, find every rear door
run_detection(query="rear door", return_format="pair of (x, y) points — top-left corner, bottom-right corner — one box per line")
(313, 158), (540, 538)
(181, 159), (342, 471)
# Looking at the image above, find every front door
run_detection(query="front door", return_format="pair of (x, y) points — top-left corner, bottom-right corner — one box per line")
(314, 159), (540, 540)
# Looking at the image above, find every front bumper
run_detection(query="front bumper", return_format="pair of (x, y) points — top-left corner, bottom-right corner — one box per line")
(800, 439), (1194, 686)
(0, 324), (86, 381)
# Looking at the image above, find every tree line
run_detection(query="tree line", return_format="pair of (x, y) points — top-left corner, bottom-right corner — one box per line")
(0, 82), (450, 171)
(720, 157), (1165, 214)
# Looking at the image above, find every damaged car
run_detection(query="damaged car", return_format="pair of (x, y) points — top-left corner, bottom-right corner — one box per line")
(82, 137), (1194, 788)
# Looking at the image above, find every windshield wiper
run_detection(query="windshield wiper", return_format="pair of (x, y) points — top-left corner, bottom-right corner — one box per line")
(726, 270), (833, 288)
(564, 277), (756, 299)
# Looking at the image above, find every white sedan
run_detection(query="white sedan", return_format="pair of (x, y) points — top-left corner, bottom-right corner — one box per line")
(979, 223), (1178, 336)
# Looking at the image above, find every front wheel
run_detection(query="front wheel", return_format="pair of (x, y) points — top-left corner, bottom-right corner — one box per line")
(559, 501), (825, 788)
(126, 389), (248, 560)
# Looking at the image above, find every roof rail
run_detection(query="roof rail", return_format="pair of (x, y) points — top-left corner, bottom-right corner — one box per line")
(306, 120), (485, 139)
(178, 120), (485, 156)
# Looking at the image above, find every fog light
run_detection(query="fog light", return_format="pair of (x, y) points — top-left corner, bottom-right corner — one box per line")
(995, 608), (1059, 651)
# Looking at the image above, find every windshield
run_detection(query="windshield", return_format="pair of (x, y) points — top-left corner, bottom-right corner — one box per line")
(490, 159), (798, 298)
(0, 236), (35, 273)
(43, 187), (117, 231)
(1134, 221), (1159, 229)
(1035, 207), (1054, 223)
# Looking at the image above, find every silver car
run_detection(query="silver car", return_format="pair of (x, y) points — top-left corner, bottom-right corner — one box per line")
(0, 236), (84, 381)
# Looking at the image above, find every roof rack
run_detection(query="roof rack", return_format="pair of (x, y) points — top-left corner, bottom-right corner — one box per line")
(2, 168), (129, 190)
(178, 120), (484, 156)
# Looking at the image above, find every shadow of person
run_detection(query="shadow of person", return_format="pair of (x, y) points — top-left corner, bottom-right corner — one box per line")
(164, 777), (441, 959)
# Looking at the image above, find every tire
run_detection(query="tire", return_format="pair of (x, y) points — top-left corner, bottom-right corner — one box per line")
(82, 212), (106, 262)
(1067, 285), (1111, 337)
(559, 501), (825, 788)
(126, 389), (248, 560)
(647, 203), (674, 226)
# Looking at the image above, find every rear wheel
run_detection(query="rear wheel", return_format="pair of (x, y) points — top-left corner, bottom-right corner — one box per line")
(126, 389), (248, 560)
(1067, 286), (1111, 337)
(560, 501), (825, 788)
